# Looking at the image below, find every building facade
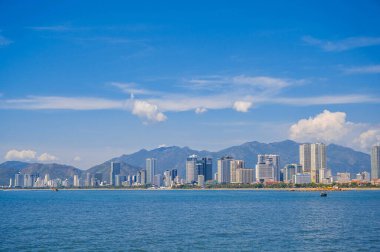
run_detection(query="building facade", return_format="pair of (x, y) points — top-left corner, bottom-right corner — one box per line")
(310, 143), (326, 183)
(146, 158), (156, 185)
(217, 156), (234, 183)
(299, 143), (311, 173)
(371, 145), (380, 180)
(110, 162), (121, 186)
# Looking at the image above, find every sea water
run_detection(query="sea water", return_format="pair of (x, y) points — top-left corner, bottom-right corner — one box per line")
(0, 190), (379, 251)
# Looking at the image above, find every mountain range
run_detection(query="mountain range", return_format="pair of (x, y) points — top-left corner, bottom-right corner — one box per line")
(0, 140), (370, 185)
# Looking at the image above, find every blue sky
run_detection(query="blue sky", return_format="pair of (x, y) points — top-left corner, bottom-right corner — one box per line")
(0, 0), (380, 168)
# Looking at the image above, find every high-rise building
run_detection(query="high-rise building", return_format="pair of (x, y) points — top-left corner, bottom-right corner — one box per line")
(23, 174), (33, 188)
(170, 169), (178, 181)
(85, 173), (91, 187)
(230, 160), (244, 183)
(163, 170), (171, 187)
(186, 155), (213, 183)
(44, 174), (50, 185)
(186, 155), (199, 183)
(319, 168), (333, 184)
(236, 168), (255, 184)
(73, 174), (80, 187)
(299, 144), (311, 173)
(310, 143), (326, 183)
(283, 164), (302, 183)
(110, 162), (121, 186)
(198, 175), (205, 187)
(94, 173), (103, 185)
(14, 173), (24, 187)
(146, 158), (156, 185)
(217, 156), (234, 183)
(114, 174), (121, 187)
(371, 145), (380, 180)
(153, 174), (162, 187)
(139, 170), (147, 185)
(255, 154), (280, 182)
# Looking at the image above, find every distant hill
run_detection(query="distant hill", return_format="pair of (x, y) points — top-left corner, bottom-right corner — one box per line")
(96, 140), (370, 178)
(0, 140), (371, 185)
(0, 161), (82, 185)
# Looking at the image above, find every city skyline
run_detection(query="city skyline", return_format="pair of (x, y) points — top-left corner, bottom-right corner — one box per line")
(7, 141), (378, 188)
(1, 1), (380, 169)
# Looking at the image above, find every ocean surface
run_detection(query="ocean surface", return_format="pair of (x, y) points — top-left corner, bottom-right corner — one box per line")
(0, 190), (379, 251)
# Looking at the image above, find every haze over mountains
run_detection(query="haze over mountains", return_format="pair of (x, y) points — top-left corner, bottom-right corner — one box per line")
(0, 140), (370, 185)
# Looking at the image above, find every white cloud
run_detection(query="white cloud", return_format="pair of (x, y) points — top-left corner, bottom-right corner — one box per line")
(195, 107), (207, 114)
(273, 95), (380, 106)
(132, 100), (167, 122)
(73, 156), (81, 161)
(289, 110), (380, 152)
(303, 36), (380, 52)
(37, 153), (57, 162)
(110, 82), (159, 96)
(4, 149), (58, 162)
(344, 65), (380, 74)
(5, 149), (36, 161)
(232, 75), (290, 89)
(233, 101), (252, 112)
(0, 96), (125, 110)
(355, 129), (380, 150)
(289, 110), (353, 143)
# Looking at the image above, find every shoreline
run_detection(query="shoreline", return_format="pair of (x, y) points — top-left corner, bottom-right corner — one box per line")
(2, 187), (380, 191)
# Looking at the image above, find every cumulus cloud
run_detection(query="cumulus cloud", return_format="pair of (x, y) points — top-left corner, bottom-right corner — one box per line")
(195, 107), (207, 114)
(289, 110), (353, 142)
(73, 156), (81, 161)
(355, 129), (380, 150)
(37, 153), (57, 162)
(233, 101), (252, 112)
(132, 100), (167, 122)
(289, 110), (380, 152)
(4, 149), (58, 162)
(5, 149), (36, 161)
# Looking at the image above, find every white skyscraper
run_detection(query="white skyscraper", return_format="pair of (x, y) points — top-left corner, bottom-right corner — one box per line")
(310, 143), (326, 183)
(186, 155), (198, 183)
(146, 158), (157, 185)
(371, 145), (380, 180)
(236, 168), (255, 184)
(73, 174), (80, 187)
(163, 170), (171, 187)
(299, 143), (311, 173)
(283, 164), (302, 183)
(255, 154), (280, 182)
(217, 156), (234, 183)
(230, 160), (244, 183)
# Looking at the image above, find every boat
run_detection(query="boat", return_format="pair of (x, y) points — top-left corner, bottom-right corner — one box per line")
(320, 192), (327, 197)
(52, 188), (59, 192)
